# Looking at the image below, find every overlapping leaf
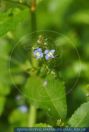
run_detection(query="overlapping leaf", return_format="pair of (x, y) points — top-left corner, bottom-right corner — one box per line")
(24, 75), (67, 119)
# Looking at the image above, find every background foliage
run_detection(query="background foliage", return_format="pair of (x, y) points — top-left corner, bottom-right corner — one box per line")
(0, 0), (89, 131)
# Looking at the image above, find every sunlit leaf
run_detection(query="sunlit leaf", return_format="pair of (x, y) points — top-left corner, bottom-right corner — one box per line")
(68, 102), (89, 127)
(24, 75), (67, 119)
(0, 8), (29, 36)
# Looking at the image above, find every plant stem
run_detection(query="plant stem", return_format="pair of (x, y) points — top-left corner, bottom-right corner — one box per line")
(28, 104), (37, 127)
(30, 0), (37, 32)
(28, 0), (37, 127)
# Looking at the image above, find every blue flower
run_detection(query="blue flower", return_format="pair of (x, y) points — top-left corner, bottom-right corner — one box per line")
(33, 48), (43, 59)
(44, 49), (55, 60)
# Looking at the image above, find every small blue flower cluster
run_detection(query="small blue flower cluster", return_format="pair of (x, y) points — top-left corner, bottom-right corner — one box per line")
(33, 48), (55, 60)
(33, 48), (43, 59)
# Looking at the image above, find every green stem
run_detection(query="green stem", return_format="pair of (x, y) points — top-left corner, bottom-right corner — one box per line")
(28, 104), (37, 127)
(28, 0), (37, 127)
(30, 0), (37, 32)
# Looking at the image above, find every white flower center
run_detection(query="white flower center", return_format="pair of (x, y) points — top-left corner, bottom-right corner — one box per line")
(48, 52), (53, 57)
(36, 52), (40, 57)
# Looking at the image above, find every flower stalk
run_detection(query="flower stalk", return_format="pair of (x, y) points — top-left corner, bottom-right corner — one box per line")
(28, 0), (37, 127)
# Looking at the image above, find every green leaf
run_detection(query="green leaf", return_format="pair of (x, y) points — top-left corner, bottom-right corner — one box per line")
(9, 109), (28, 128)
(0, 8), (29, 37)
(68, 101), (89, 127)
(9, 109), (27, 123)
(24, 75), (67, 119)
(70, 10), (89, 25)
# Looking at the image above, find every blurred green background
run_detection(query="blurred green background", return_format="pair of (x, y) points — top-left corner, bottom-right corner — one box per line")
(0, 0), (89, 131)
